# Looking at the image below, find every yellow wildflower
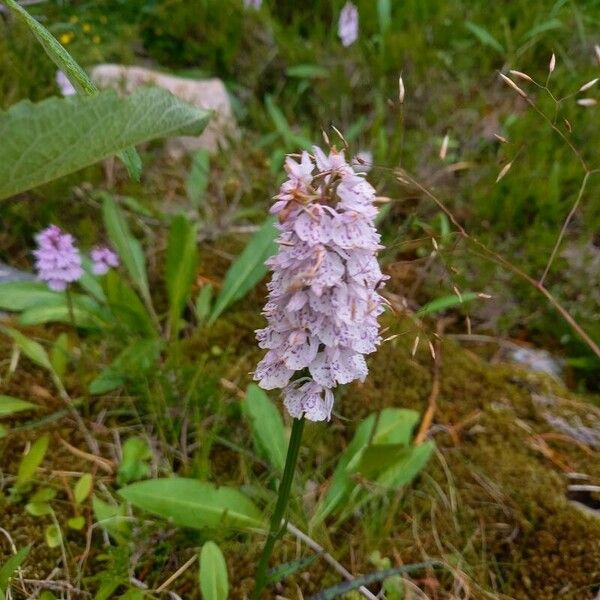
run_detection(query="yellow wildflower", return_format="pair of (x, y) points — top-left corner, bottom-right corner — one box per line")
(82, 23), (92, 33)
(59, 32), (74, 45)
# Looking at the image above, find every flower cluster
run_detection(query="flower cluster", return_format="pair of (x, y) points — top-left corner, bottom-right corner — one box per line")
(338, 2), (359, 47)
(254, 147), (386, 421)
(33, 225), (119, 291)
(91, 246), (119, 275)
(33, 225), (83, 291)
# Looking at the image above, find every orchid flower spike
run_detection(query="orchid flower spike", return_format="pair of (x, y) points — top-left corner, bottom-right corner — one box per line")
(254, 145), (387, 421)
(33, 225), (83, 291)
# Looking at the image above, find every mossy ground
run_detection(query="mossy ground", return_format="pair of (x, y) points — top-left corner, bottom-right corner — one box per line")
(1, 313), (598, 599)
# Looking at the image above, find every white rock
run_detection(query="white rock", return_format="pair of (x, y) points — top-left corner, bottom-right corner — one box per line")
(90, 64), (238, 157)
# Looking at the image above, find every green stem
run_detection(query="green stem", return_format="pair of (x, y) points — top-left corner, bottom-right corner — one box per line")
(252, 417), (305, 598)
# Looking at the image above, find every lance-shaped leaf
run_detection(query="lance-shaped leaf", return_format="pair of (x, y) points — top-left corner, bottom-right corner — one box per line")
(208, 218), (277, 325)
(0, 88), (210, 200)
(118, 478), (264, 531)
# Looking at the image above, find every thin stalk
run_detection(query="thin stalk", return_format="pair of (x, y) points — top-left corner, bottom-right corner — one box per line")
(252, 417), (305, 599)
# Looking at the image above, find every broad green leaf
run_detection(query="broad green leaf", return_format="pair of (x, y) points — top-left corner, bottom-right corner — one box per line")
(376, 441), (435, 489)
(102, 270), (155, 336)
(371, 408), (420, 446)
(0, 88), (209, 200)
(464, 22), (504, 54)
(44, 524), (62, 549)
(312, 409), (421, 524)
(208, 219), (277, 324)
(416, 292), (478, 317)
(19, 296), (108, 329)
(0, 326), (52, 372)
(0, 281), (59, 311)
(50, 333), (69, 380)
(199, 542), (229, 600)
(102, 195), (150, 303)
(117, 437), (152, 485)
(0, 396), (37, 417)
(0, 545), (30, 592)
(242, 385), (286, 473)
(286, 64), (329, 79)
(74, 473), (93, 504)
(186, 149), (210, 208)
(16, 434), (49, 487)
(312, 414), (376, 525)
(377, 0), (392, 34)
(166, 215), (198, 336)
(2, 0), (175, 181)
(118, 478), (263, 530)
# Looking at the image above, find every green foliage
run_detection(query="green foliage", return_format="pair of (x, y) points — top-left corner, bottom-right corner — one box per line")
(16, 434), (50, 488)
(74, 473), (93, 504)
(118, 478), (264, 530)
(102, 271), (156, 336)
(0, 396), (37, 417)
(89, 338), (163, 394)
(49, 333), (69, 379)
(92, 496), (130, 541)
(243, 384), (287, 473)
(464, 21), (505, 54)
(0, 326), (53, 372)
(117, 437), (152, 485)
(199, 541), (229, 600)
(195, 284), (214, 325)
(187, 149), (210, 208)
(44, 523), (62, 548)
(208, 218), (277, 325)
(166, 215), (199, 336)
(102, 194), (151, 307)
(0, 545), (30, 596)
(0, 86), (208, 200)
(0, 281), (60, 311)
(312, 409), (433, 526)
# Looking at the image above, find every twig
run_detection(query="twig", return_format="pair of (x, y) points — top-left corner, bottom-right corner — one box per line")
(58, 437), (114, 474)
(286, 522), (379, 600)
(415, 319), (450, 445)
(155, 554), (197, 593)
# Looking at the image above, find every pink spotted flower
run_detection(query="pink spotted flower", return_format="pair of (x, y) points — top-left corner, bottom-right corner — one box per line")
(254, 146), (387, 421)
(33, 225), (83, 291)
(338, 2), (359, 47)
(90, 246), (119, 275)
